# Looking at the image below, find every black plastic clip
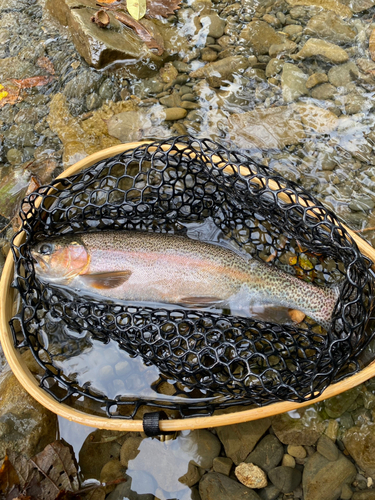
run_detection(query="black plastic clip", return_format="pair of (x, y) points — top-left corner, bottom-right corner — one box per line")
(142, 411), (174, 437)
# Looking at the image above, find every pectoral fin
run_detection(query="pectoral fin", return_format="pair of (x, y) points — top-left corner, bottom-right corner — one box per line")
(177, 296), (223, 308)
(80, 271), (132, 289)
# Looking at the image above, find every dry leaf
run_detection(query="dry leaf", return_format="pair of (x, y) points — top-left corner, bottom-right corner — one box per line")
(37, 56), (55, 75)
(0, 455), (21, 496)
(127, 0), (147, 20)
(0, 83), (21, 108)
(370, 28), (375, 62)
(146, 0), (182, 18)
(12, 76), (54, 89)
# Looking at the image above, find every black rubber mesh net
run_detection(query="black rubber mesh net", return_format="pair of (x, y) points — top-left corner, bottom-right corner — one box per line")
(9, 137), (375, 419)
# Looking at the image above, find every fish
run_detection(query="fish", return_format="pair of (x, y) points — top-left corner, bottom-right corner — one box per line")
(31, 231), (340, 329)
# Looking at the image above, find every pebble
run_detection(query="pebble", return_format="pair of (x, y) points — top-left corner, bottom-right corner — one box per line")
(190, 55), (249, 87)
(240, 20), (283, 55)
(235, 463), (268, 489)
(269, 40), (297, 58)
(352, 491), (375, 500)
(316, 435), (339, 461)
(324, 420), (339, 441)
(281, 62), (308, 102)
(199, 472), (262, 500)
(349, 198), (375, 212)
(258, 484), (281, 500)
(100, 459), (125, 493)
(63, 70), (103, 99)
(201, 47), (218, 61)
(328, 61), (359, 87)
(305, 72), (328, 88)
(287, 445), (307, 459)
(305, 11), (356, 44)
(341, 483), (354, 500)
(163, 107), (188, 120)
(213, 457), (233, 476)
(200, 13), (226, 38)
(272, 409), (325, 446)
(265, 58), (284, 77)
(245, 435), (284, 472)
(311, 83), (336, 99)
(6, 148), (23, 165)
(282, 454), (296, 468)
(268, 466), (302, 493)
(86, 92), (102, 111)
(294, 38), (349, 64)
(344, 425), (375, 476)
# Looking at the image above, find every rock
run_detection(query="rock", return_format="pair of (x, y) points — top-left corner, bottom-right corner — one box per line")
(369, 29), (375, 62)
(245, 435), (284, 473)
(79, 430), (129, 481)
(199, 472), (262, 500)
(0, 370), (57, 460)
(106, 110), (169, 142)
(342, 0), (375, 13)
(0, 56), (36, 80)
(306, 72), (328, 88)
(283, 25), (303, 36)
(286, 0), (353, 18)
(295, 103), (339, 133)
(265, 58), (284, 77)
(228, 106), (305, 150)
(341, 483), (354, 500)
(324, 420), (339, 441)
(106, 473), (154, 500)
(305, 11), (356, 44)
(213, 457), (233, 476)
(216, 418), (271, 465)
(235, 463), (268, 489)
(240, 20), (283, 55)
(281, 63), (308, 102)
(328, 61), (359, 87)
(259, 485), (281, 500)
(352, 491), (375, 500)
(163, 107), (188, 120)
(324, 387), (361, 418)
(190, 56), (249, 87)
(6, 148), (23, 165)
(272, 408), (325, 446)
(316, 435), (339, 461)
(287, 445), (307, 459)
(302, 451), (356, 500)
(269, 40), (297, 58)
(179, 461), (202, 487)
(160, 62), (178, 83)
(182, 430), (222, 469)
(100, 459), (126, 493)
(201, 47), (218, 62)
(86, 92), (102, 111)
(268, 466), (302, 493)
(343, 424), (375, 476)
(344, 94), (368, 115)
(294, 38), (349, 64)
(120, 435), (143, 467)
(200, 13), (226, 38)
(4, 123), (37, 147)
(282, 454), (296, 468)
(311, 83), (336, 99)
(64, 70), (103, 99)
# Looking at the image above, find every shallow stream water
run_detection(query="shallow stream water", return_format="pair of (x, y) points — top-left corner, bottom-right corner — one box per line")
(1, 0), (375, 498)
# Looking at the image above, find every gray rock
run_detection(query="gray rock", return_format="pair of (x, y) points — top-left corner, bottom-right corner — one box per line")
(281, 63), (308, 102)
(265, 58), (284, 77)
(342, 0), (375, 13)
(14, 108), (39, 125)
(183, 430), (222, 470)
(228, 106), (305, 150)
(199, 472), (262, 500)
(294, 38), (349, 64)
(213, 457), (233, 476)
(245, 435), (284, 472)
(344, 94), (368, 115)
(99, 79), (114, 100)
(269, 40), (297, 58)
(0, 56), (36, 80)
(259, 485), (281, 500)
(352, 491), (375, 500)
(268, 466), (302, 493)
(200, 13), (226, 38)
(272, 408), (325, 446)
(190, 56), (249, 87)
(240, 20), (283, 55)
(164, 107), (188, 120)
(311, 83), (336, 99)
(106, 473), (154, 500)
(316, 435), (339, 461)
(286, 0), (353, 17)
(64, 69), (103, 99)
(216, 418), (271, 465)
(4, 123), (37, 147)
(6, 148), (23, 165)
(349, 198), (375, 211)
(341, 483), (354, 500)
(324, 387), (360, 418)
(305, 11), (356, 44)
(328, 61), (359, 87)
(302, 451), (356, 500)
(306, 72), (328, 88)
(86, 92), (102, 110)
(179, 461), (202, 487)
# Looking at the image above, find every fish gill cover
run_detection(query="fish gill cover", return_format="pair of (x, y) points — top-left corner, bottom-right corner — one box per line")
(9, 136), (375, 419)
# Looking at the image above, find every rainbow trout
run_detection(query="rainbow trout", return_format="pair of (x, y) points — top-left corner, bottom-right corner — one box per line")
(31, 231), (339, 329)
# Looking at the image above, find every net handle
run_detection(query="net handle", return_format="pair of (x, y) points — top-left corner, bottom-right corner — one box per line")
(1, 141), (375, 432)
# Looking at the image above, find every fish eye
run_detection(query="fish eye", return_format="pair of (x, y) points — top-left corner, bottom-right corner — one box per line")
(39, 243), (54, 255)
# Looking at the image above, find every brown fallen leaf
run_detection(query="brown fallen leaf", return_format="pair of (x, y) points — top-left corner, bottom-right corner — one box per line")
(0, 455), (21, 496)
(101, 6), (164, 54)
(12, 75), (54, 89)
(146, 0), (181, 18)
(37, 56), (55, 75)
(0, 83), (21, 108)
(370, 28), (375, 62)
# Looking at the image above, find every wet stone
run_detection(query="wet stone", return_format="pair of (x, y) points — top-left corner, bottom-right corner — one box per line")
(302, 451), (356, 500)
(216, 418), (271, 466)
(287, 445), (307, 459)
(106, 473), (154, 500)
(286, 0), (353, 18)
(259, 485), (281, 500)
(311, 83), (336, 99)
(201, 47), (218, 62)
(281, 63), (308, 102)
(213, 457), (233, 476)
(268, 466), (302, 493)
(86, 92), (102, 111)
(265, 58), (284, 77)
(294, 38), (349, 64)
(190, 55), (249, 87)
(328, 61), (359, 87)
(100, 459), (126, 493)
(163, 107), (187, 120)
(6, 148), (23, 165)
(282, 454), (296, 468)
(245, 434), (284, 473)
(324, 387), (361, 418)
(352, 491), (375, 500)
(344, 94), (368, 115)
(199, 472), (262, 500)
(235, 463), (268, 489)
(64, 70), (103, 99)
(349, 198), (375, 212)
(306, 72), (328, 89)
(272, 408), (325, 446)
(240, 20), (283, 55)
(316, 435), (339, 461)
(3, 123), (37, 147)
(200, 13), (226, 38)
(341, 484), (354, 500)
(343, 424), (375, 476)
(179, 461), (201, 487)
(305, 11), (356, 44)
(269, 40), (297, 58)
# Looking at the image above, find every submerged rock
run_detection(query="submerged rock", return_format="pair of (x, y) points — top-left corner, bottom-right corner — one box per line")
(305, 11), (356, 44)
(245, 435), (284, 472)
(281, 63), (309, 102)
(302, 451), (356, 500)
(190, 56), (249, 87)
(199, 472), (262, 500)
(268, 466), (302, 493)
(240, 20), (283, 55)
(286, 0), (353, 18)
(294, 103), (339, 133)
(228, 106), (305, 150)
(343, 424), (375, 476)
(294, 38), (349, 64)
(272, 408), (325, 446)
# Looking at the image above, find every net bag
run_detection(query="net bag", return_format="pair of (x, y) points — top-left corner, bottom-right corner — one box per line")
(9, 137), (375, 420)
